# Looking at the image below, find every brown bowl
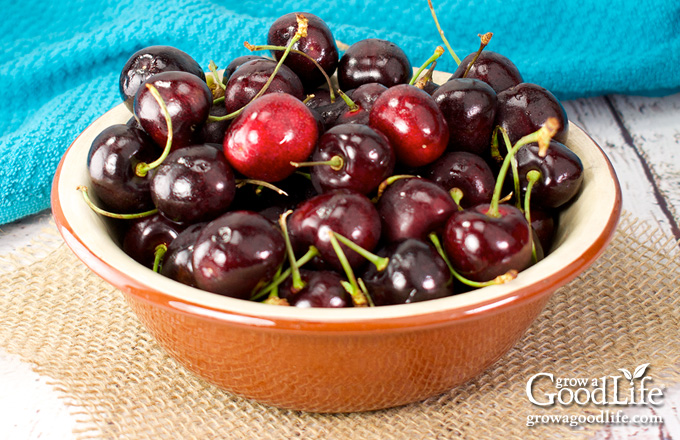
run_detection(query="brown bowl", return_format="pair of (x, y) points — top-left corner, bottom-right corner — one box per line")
(51, 84), (621, 412)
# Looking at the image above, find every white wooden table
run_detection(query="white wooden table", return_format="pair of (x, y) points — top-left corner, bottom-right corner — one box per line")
(1, 92), (679, 439)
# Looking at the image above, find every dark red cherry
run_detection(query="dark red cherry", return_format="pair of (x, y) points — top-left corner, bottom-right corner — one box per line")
(432, 78), (497, 156)
(369, 84), (449, 167)
(223, 59), (304, 114)
(192, 211), (286, 299)
(150, 145), (236, 224)
(362, 239), (452, 305)
(530, 209), (557, 253)
(199, 103), (231, 144)
(160, 222), (205, 287)
(122, 214), (185, 269)
(222, 55), (267, 84)
(119, 45), (205, 112)
(425, 151), (495, 209)
(134, 71), (212, 150)
(268, 12), (339, 90)
(87, 124), (159, 213)
(288, 190), (381, 271)
(495, 83), (569, 146)
(337, 38), (412, 91)
(279, 269), (351, 308)
(514, 141), (583, 208)
(223, 93), (319, 182)
(377, 177), (458, 243)
(332, 83), (387, 126)
(443, 204), (532, 282)
(309, 123), (395, 195)
(449, 51), (522, 94)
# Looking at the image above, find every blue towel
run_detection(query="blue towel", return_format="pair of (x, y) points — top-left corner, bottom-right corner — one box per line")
(1, 0), (679, 225)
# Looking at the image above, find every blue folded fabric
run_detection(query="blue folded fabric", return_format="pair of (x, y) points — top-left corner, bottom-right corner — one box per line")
(1, 0), (679, 225)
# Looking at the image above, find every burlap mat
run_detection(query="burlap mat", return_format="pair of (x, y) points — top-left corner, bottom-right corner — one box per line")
(1, 213), (679, 439)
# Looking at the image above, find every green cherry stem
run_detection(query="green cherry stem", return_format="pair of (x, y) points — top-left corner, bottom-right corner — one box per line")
(250, 246), (319, 301)
(290, 155), (344, 171)
(208, 60), (226, 91)
(357, 278), (375, 307)
(152, 244), (167, 273)
(462, 32), (493, 78)
(135, 83), (173, 178)
(494, 124), (522, 211)
(524, 169), (542, 264)
(77, 186), (158, 219)
(213, 96), (225, 105)
(409, 46), (445, 86)
(415, 60), (437, 90)
(279, 210), (306, 292)
(429, 233), (517, 288)
(332, 231), (389, 271)
(427, 0), (461, 65)
(487, 118), (559, 218)
(372, 174), (418, 203)
(337, 89), (359, 112)
(328, 230), (368, 307)
(235, 179), (288, 196)
(450, 188), (464, 210)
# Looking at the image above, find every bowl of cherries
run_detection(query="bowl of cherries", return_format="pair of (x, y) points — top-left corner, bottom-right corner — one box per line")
(51, 11), (621, 412)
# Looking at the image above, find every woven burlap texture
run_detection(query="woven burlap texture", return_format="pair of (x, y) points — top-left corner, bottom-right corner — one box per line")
(0, 213), (678, 440)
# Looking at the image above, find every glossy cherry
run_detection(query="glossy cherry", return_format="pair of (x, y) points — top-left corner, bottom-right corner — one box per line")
(362, 238), (452, 305)
(119, 45), (205, 112)
(432, 78), (497, 156)
(426, 151), (495, 209)
(222, 55), (267, 84)
(134, 71), (212, 150)
(377, 177), (458, 243)
(268, 12), (339, 90)
(337, 38), (412, 91)
(332, 83), (387, 126)
(192, 211), (286, 299)
(150, 145), (236, 224)
(279, 269), (351, 308)
(223, 93), (319, 182)
(87, 124), (159, 213)
(160, 222), (205, 287)
(448, 51), (523, 94)
(369, 84), (449, 167)
(122, 214), (186, 269)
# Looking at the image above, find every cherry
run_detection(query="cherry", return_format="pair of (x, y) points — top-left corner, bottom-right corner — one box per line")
(299, 123), (395, 195)
(514, 140), (583, 208)
(495, 83), (569, 146)
(362, 239), (452, 305)
(223, 93), (319, 182)
(192, 211), (286, 299)
(222, 55), (267, 83)
(87, 124), (159, 213)
(332, 83), (387, 126)
(119, 45), (205, 112)
(223, 58), (304, 114)
(279, 269), (351, 308)
(199, 103), (231, 144)
(150, 145), (236, 224)
(431, 78), (497, 156)
(337, 38), (412, 90)
(134, 71), (212, 150)
(448, 51), (523, 94)
(160, 222), (205, 287)
(122, 213), (185, 269)
(376, 177), (458, 243)
(268, 12), (339, 90)
(425, 151), (495, 209)
(287, 190), (381, 271)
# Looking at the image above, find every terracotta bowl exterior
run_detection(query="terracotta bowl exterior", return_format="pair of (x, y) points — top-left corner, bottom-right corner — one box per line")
(51, 83), (621, 412)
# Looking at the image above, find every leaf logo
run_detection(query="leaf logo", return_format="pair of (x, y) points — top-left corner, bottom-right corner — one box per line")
(618, 363), (650, 385)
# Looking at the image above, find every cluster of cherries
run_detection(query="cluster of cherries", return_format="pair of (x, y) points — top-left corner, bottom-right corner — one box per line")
(82, 9), (584, 308)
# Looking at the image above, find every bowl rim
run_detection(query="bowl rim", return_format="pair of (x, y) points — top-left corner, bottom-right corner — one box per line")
(51, 101), (622, 333)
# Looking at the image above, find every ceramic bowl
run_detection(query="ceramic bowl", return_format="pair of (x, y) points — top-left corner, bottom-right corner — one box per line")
(51, 80), (621, 412)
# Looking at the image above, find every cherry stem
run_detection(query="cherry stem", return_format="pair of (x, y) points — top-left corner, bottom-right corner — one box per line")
(279, 210), (306, 293)
(427, 0), (461, 65)
(429, 233), (518, 288)
(494, 125), (522, 210)
(295, 171), (312, 180)
(372, 174), (418, 203)
(250, 246), (319, 300)
(235, 179), (288, 196)
(290, 155), (344, 171)
(357, 278), (375, 307)
(135, 83), (173, 177)
(450, 188), (464, 210)
(415, 61), (437, 90)
(332, 231), (389, 271)
(487, 118), (559, 218)
(462, 32), (493, 78)
(328, 230), (368, 307)
(410, 46), (445, 85)
(77, 186), (158, 219)
(208, 60), (226, 91)
(302, 94), (315, 104)
(213, 96), (225, 105)
(209, 15), (309, 123)
(337, 89), (359, 112)
(524, 170), (542, 263)
(152, 244), (167, 273)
